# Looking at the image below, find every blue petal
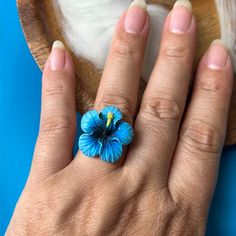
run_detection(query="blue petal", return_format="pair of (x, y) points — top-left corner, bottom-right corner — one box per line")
(99, 106), (122, 125)
(81, 110), (105, 134)
(113, 122), (134, 145)
(99, 138), (122, 163)
(79, 134), (101, 157)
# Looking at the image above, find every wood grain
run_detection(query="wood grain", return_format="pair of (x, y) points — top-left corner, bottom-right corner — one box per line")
(17, 0), (236, 145)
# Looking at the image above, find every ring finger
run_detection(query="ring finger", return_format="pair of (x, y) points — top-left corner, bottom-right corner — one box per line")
(75, 0), (149, 173)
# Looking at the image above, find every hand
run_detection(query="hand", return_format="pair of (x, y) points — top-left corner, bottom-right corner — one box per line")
(7, 0), (233, 235)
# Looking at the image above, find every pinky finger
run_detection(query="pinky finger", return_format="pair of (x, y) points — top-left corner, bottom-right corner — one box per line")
(169, 40), (233, 211)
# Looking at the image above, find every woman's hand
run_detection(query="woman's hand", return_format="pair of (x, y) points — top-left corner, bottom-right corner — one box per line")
(7, 0), (233, 235)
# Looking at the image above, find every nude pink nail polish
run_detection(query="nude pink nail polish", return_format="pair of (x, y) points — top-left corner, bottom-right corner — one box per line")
(207, 40), (229, 70)
(124, 0), (147, 34)
(170, 0), (192, 34)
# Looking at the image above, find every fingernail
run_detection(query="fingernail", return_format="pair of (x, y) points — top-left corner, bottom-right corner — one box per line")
(170, 0), (192, 34)
(50, 40), (66, 71)
(124, 0), (147, 34)
(207, 40), (229, 70)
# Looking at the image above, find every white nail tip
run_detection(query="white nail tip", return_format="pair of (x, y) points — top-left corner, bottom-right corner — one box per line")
(52, 40), (65, 49)
(174, 0), (192, 11)
(130, 0), (147, 11)
(211, 39), (228, 49)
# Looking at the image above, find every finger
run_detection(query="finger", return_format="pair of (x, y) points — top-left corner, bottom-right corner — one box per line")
(75, 0), (149, 173)
(169, 41), (233, 211)
(31, 41), (76, 180)
(126, 1), (196, 183)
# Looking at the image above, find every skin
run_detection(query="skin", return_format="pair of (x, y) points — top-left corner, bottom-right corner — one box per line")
(7, 6), (233, 236)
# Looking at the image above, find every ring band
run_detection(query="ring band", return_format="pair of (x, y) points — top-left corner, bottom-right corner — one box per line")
(79, 106), (134, 163)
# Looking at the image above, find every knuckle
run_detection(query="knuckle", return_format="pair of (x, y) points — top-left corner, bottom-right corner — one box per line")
(40, 115), (73, 135)
(44, 81), (65, 97)
(112, 39), (142, 63)
(161, 44), (191, 61)
(169, 189), (207, 226)
(96, 92), (133, 121)
(181, 120), (224, 154)
(197, 72), (224, 93)
(122, 166), (147, 194)
(140, 97), (182, 123)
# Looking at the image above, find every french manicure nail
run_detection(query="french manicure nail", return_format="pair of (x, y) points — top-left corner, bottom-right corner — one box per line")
(50, 40), (66, 71)
(207, 39), (228, 70)
(124, 0), (147, 34)
(170, 0), (192, 34)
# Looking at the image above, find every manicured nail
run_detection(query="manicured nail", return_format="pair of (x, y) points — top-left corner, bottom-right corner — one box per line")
(50, 40), (66, 71)
(124, 0), (147, 34)
(207, 39), (229, 70)
(170, 0), (192, 34)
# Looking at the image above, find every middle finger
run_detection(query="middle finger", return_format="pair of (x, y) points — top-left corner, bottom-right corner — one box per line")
(126, 0), (196, 182)
(75, 0), (149, 173)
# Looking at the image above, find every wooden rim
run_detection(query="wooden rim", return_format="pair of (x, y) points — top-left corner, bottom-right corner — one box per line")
(17, 0), (98, 113)
(17, 0), (236, 145)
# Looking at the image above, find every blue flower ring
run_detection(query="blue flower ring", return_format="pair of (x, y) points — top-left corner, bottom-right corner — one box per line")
(79, 106), (134, 163)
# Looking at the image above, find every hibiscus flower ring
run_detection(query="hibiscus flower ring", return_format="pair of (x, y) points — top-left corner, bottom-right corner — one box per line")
(79, 106), (134, 163)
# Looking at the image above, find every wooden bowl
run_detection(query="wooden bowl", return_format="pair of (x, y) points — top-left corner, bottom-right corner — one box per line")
(17, 0), (236, 145)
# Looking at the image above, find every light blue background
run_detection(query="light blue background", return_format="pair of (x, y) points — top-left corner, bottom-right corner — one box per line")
(0, 1), (235, 235)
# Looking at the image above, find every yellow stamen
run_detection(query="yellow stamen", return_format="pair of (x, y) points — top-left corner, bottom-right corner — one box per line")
(106, 112), (114, 128)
